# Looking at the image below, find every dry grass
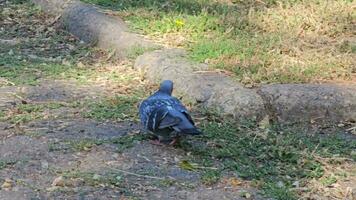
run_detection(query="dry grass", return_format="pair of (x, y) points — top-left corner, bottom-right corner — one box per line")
(246, 0), (356, 83)
(301, 156), (356, 200)
(88, 0), (356, 84)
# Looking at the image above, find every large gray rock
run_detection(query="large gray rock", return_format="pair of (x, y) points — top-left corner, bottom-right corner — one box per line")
(32, 0), (156, 57)
(135, 49), (267, 120)
(136, 49), (356, 124)
(31, 1), (356, 125)
(258, 84), (356, 124)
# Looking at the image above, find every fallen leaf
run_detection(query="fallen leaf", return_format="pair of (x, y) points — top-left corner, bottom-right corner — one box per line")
(1, 179), (13, 191)
(179, 160), (197, 171)
(52, 176), (65, 187)
(229, 177), (242, 187)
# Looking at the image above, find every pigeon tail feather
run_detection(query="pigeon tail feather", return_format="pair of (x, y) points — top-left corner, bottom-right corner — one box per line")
(180, 128), (203, 135)
(158, 113), (181, 129)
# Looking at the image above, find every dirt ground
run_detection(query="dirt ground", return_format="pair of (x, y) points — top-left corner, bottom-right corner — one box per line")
(0, 2), (263, 199)
(0, 78), (265, 200)
(1, 1), (355, 200)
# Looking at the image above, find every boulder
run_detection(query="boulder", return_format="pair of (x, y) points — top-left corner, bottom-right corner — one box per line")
(258, 84), (356, 124)
(32, 0), (156, 57)
(135, 49), (267, 120)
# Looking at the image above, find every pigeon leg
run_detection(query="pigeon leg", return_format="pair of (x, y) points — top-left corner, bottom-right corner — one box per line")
(149, 139), (164, 146)
(169, 138), (178, 145)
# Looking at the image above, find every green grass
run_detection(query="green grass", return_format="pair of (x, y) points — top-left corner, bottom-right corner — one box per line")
(0, 52), (97, 86)
(200, 169), (221, 186)
(0, 110), (5, 120)
(1, 102), (66, 124)
(82, 0), (355, 84)
(48, 134), (148, 153)
(126, 45), (162, 59)
(84, 94), (143, 121)
(1, 2), (354, 199)
(70, 139), (104, 151)
(0, 2), (118, 86)
(61, 171), (124, 187)
(110, 134), (148, 153)
(178, 116), (356, 199)
(48, 139), (104, 152)
(0, 159), (17, 170)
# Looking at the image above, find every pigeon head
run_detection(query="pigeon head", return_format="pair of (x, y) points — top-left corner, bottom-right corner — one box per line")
(159, 80), (173, 95)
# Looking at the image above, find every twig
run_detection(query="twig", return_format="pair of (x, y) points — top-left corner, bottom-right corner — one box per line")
(311, 143), (320, 156)
(0, 78), (15, 86)
(107, 167), (174, 180)
(49, 14), (62, 26)
(346, 126), (356, 131)
(196, 166), (218, 170)
(0, 39), (19, 46)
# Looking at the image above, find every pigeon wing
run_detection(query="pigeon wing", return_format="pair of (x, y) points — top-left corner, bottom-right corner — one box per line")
(139, 98), (181, 131)
(169, 97), (195, 125)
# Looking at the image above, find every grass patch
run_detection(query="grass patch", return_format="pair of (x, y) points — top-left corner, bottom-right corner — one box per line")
(0, 159), (17, 170)
(84, 95), (142, 121)
(126, 45), (161, 59)
(0, 110), (5, 120)
(0, 2), (123, 86)
(70, 139), (104, 151)
(1, 102), (66, 124)
(48, 138), (104, 152)
(111, 134), (148, 153)
(0, 53), (98, 86)
(48, 134), (148, 153)
(83, 0), (355, 84)
(178, 117), (355, 199)
(61, 171), (124, 187)
(200, 169), (221, 186)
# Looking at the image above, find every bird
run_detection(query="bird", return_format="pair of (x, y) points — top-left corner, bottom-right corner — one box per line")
(139, 80), (202, 145)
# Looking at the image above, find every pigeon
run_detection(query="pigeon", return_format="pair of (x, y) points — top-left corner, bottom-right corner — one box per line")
(139, 80), (202, 145)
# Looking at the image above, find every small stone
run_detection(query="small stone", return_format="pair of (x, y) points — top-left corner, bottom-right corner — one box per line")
(28, 54), (38, 59)
(276, 181), (284, 188)
(62, 59), (70, 66)
(244, 192), (251, 199)
(46, 186), (58, 192)
(292, 180), (300, 187)
(258, 115), (270, 129)
(174, 157), (180, 162)
(115, 176), (122, 181)
(77, 62), (85, 68)
(112, 153), (119, 158)
(41, 160), (49, 170)
(1, 179), (13, 191)
(72, 178), (85, 187)
(92, 174), (101, 180)
(240, 191), (251, 199)
(337, 123), (345, 127)
(52, 176), (65, 187)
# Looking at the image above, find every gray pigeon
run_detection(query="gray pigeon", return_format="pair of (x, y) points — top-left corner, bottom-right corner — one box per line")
(139, 80), (202, 145)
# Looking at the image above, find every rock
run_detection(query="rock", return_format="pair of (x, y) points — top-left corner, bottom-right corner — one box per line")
(41, 160), (49, 170)
(258, 84), (356, 124)
(31, 0), (156, 57)
(1, 179), (13, 191)
(92, 174), (101, 180)
(276, 181), (285, 188)
(135, 49), (266, 121)
(51, 176), (65, 187)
